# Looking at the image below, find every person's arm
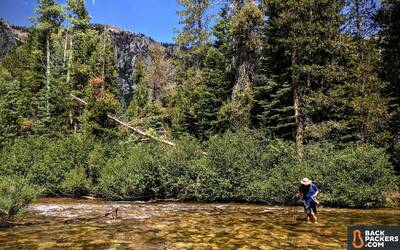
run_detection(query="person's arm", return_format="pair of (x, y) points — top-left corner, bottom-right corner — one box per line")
(296, 186), (302, 197)
(312, 185), (319, 198)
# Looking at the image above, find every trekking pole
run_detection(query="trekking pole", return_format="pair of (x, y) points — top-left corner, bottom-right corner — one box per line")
(291, 195), (298, 222)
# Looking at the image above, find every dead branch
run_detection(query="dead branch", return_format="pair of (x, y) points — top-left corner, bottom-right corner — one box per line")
(82, 196), (97, 200)
(70, 94), (176, 147)
(107, 114), (176, 146)
(0, 209), (9, 216)
(70, 94), (87, 105)
(104, 207), (119, 218)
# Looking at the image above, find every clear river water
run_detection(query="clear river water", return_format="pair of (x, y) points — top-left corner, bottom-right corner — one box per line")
(0, 198), (399, 249)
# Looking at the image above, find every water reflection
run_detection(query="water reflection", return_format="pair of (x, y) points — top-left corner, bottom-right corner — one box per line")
(0, 198), (399, 249)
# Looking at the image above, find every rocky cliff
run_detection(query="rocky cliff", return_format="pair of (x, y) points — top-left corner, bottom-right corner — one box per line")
(93, 24), (161, 106)
(0, 20), (175, 106)
(0, 19), (28, 58)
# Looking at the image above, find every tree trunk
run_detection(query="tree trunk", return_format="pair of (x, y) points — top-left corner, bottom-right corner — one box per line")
(66, 33), (76, 132)
(231, 0), (240, 16)
(66, 35), (73, 86)
(101, 28), (107, 93)
(232, 54), (253, 99)
(63, 32), (68, 66)
(46, 34), (51, 114)
(292, 48), (304, 156)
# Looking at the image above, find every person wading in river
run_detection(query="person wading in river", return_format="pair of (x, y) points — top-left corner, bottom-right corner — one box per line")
(296, 178), (319, 224)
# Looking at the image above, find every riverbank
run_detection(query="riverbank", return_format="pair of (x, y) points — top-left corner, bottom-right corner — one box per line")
(1, 132), (398, 211)
(1, 198), (399, 249)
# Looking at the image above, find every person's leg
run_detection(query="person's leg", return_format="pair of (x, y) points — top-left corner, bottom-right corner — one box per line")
(311, 202), (318, 223)
(306, 208), (313, 223)
(304, 204), (309, 222)
(310, 212), (317, 223)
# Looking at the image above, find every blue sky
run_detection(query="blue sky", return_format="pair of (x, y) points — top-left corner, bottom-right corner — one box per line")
(0, 0), (221, 43)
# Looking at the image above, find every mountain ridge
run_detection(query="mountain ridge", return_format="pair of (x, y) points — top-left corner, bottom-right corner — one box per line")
(0, 19), (175, 106)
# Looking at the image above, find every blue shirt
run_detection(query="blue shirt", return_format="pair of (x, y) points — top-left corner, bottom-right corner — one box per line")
(299, 183), (319, 207)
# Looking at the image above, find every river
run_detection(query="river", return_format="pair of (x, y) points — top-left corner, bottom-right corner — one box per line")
(0, 198), (399, 249)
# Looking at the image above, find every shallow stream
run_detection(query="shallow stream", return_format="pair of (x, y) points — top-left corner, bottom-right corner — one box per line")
(0, 198), (399, 249)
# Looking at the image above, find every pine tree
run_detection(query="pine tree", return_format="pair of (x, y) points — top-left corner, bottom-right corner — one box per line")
(297, 0), (390, 146)
(198, 46), (230, 137)
(261, 0), (345, 155)
(376, 0), (400, 168)
(325, 37), (390, 144)
(32, 0), (65, 135)
(175, 0), (211, 68)
(173, 0), (212, 137)
(146, 44), (173, 107)
(310, 0), (389, 145)
(252, 62), (294, 138)
(212, 6), (232, 65)
(230, 1), (263, 101)
(66, 0), (90, 31)
(252, 17), (294, 139)
(65, 0), (96, 132)
(144, 44), (175, 132)
(80, 29), (121, 138)
(0, 31), (42, 137)
(65, 0), (91, 91)
(0, 76), (21, 145)
(173, 69), (205, 138)
(47, 30), (70, 135)
(215, 1), (263, 133)
(128, 56), (147, 118)
(211, 5), (250, 133)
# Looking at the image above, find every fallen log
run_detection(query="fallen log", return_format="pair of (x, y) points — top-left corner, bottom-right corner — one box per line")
(258, 210), (274, 214)
(0, 209), (9, 216)
(82, 196), (97, 200)
(107, 114), (176, 146)
(70, 94), (176, 146)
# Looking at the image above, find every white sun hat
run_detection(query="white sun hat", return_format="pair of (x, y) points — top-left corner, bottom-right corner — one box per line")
(300, 178), (312, 185)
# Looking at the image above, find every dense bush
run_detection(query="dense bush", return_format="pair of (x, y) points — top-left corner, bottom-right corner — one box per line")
(244, 143), (398, 207)
(0, 135), (113, 196)
(157, 136), (206, 200)
(0, 176), (42, 225)
(203, 132), (298, 201)
(0, 131), (397, 208)
(96, 143), (164, 200)
(304, 144), (397, 207)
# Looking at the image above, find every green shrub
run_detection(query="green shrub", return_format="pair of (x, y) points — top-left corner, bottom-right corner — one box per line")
(60, 168), (91, 198)
(0, 132), (397, 208)
(0, 137), (48, 177)
(28, 135), (98, 195)
(0, 176), (42, 224)
(157, 136), (206, 200)
(304, 144), (397, 208)
(245, 143), (397, 207)
(96, 143), (163, 200)
(0, 135), (113, 196)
